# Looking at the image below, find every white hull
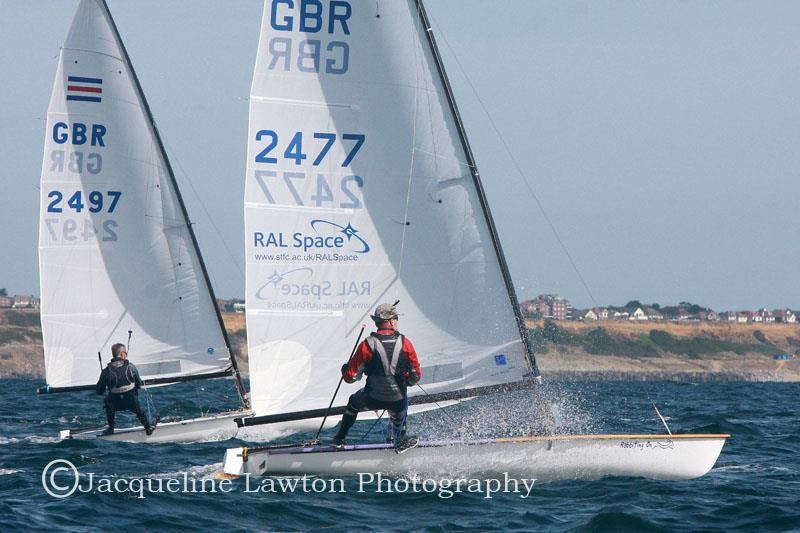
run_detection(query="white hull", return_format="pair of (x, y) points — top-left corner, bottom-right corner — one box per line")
(60, 411), (250, 443)
(56, 398), (458, 444)
(222, 434), (728, 482)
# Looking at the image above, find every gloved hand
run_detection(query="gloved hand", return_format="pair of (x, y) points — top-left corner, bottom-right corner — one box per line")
(402, 370), (418, 386)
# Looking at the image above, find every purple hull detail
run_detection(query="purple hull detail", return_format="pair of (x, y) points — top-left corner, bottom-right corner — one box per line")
(267, 438), (500, 456)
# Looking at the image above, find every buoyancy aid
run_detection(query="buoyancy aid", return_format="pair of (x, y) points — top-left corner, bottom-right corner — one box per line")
(106, 358), (137, 394)
(363, 331), (410, 402)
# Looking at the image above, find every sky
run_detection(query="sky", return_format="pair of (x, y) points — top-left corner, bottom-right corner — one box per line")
(2, 0), (799, 311)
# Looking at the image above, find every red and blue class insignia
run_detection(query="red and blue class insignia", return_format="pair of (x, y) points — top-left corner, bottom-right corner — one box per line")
(66, 76), (102, 103)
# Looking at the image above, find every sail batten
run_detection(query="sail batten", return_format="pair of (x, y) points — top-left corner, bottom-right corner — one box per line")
(245, 0), (535, 420)
(38, 0), (238, 395)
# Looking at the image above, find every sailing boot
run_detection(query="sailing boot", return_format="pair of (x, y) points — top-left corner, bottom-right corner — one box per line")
(101, 427), (114, 436)
(333, 411), (357, 448)
(394, 433), (419, 454)
(145, 425), (155, 436)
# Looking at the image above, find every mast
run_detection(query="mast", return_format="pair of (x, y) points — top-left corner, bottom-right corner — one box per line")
(413, 0), (541, 380)
(97, 0), (249, 407)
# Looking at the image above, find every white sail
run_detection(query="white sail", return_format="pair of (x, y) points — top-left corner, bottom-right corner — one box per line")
(39, 0), (231, 390)
(245, 0), (531, 418)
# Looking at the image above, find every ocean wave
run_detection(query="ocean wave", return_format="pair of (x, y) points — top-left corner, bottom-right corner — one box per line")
(0, 434), (63, 445)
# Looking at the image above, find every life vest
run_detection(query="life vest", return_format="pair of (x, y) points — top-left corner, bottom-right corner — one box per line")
(107, 358), (136, 394)
(363, 332), (409, 402)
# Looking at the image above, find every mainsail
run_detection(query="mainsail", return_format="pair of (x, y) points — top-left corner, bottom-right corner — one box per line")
(38, 0), (242, 396)
(244, 0), (539, 421)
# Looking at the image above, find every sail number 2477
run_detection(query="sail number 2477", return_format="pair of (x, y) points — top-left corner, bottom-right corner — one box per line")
(254, 130), (364, 167)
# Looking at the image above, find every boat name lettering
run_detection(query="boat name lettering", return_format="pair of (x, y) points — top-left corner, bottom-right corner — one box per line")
(267, 1), (352, 74)
(620, 440), (674, 450)
(49, 150), (102, 175)
(269, 0), (351, 35)
(52, 122), (106, 146)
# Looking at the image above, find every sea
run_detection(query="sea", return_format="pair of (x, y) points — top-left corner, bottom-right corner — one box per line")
(0, 378), (797, 532)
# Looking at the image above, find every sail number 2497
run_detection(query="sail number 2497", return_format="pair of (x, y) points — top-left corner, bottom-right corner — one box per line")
(47, 190), (121, 214)
(44, 190), (121, 243)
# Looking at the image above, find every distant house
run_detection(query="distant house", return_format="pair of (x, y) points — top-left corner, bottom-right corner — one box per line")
(737, 312), (750, 324)
(719, 311), (737, 322)
(773, 309), (797, 324)
(523, 294), (571, 320)
(519, 301), (539, 318)
(12, 295), (38, 309)
(551, 297), (570, 320)
(644, 307), (663, 320)
(629, 307), (648, 321)
(705, 310), (719, 321)
(0, 296), (12, 308)
(749, 311), (763, 323)
(232, 302), (245, 313)
(612, 310), (629, 320)
(759, 308), (775, 323)
(583, 307), (608, 321)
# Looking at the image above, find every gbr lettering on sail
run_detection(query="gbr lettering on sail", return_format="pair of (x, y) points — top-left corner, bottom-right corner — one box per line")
(266, 0), (352, 74)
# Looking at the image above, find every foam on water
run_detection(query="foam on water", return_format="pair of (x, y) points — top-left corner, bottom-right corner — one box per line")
(0, 378), (798, 530)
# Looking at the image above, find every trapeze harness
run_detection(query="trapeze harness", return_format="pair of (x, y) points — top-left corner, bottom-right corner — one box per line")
(363, 332), (411, 402)
(106, 358), (138, 394)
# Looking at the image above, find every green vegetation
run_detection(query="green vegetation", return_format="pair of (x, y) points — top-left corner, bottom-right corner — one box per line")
(753, 330), (768, 344)
(648, 329), (774, 358)
(583, 327), (659, 357)
(1, 310), (40, 328)
(0, 328), (30, 345)
(527, 320), (779, 358)
(529, 321), (658, 357)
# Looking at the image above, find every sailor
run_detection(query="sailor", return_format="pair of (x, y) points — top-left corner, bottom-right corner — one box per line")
(333, 303), (422, 452)
(95, 343), (154, 436)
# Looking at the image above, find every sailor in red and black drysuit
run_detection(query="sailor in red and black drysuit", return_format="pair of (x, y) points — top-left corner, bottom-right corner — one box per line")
(333, 303), (421, 449)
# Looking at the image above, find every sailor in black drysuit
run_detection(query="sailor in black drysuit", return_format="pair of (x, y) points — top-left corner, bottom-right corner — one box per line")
(95, 343), (154, 436)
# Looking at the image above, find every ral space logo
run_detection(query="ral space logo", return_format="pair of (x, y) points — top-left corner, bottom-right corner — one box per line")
(254, 266), (372, 301)
(253, 219), (370, 254)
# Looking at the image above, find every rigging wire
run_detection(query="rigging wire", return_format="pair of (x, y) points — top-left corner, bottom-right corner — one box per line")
(395, 2), (425, 283)
(424, 12), (599, 308)
(161, 138), (246, 282)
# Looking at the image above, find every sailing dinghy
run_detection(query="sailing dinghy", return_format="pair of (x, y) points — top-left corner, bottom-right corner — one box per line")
(39, 0), (250, 443)
(221, 0), (729, 480)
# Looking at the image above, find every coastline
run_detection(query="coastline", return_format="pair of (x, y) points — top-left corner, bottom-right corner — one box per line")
(2, 310), (798, 381)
